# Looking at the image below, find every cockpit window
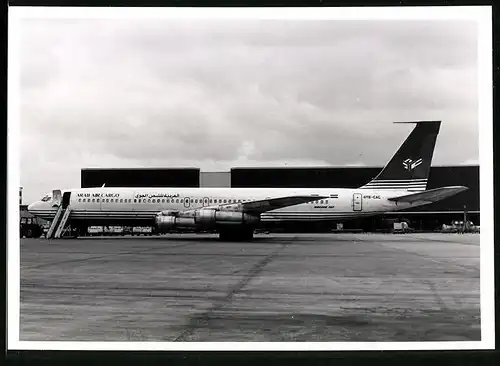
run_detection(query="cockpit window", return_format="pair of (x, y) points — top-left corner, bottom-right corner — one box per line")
(41, 195), (51, 202)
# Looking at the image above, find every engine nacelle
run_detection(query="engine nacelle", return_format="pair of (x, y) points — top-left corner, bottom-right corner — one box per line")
(155, 209), (259, 233)
(194, 209), (259, 226)
(155, 214), (196, 231)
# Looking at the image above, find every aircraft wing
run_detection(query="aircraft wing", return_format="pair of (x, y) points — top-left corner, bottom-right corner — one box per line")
(387, 186), (468, 204)
(240, 195), (328, 215)
(199, 195), (328, 216)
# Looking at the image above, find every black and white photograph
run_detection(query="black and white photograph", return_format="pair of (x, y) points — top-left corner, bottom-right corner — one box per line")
(8, 6), (494, 350)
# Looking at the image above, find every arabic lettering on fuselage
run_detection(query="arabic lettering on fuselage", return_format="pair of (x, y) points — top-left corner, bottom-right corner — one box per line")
(134, 193), (180, 199)
(76, 192), (180, 199)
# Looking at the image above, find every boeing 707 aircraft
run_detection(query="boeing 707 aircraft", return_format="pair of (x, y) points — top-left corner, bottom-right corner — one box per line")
(28, 121), (468, 241)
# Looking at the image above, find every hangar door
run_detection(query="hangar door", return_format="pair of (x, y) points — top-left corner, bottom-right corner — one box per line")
(352, 193), (363, 211)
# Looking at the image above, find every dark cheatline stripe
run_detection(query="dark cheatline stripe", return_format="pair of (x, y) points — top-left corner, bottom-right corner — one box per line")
(30, 211), (157, 216)
(261, 212), (377, 220)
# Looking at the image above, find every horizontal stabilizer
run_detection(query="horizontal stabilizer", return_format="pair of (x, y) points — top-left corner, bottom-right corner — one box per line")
(387, 186), (468, 204)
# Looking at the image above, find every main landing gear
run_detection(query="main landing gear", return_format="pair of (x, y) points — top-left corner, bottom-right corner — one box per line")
(218, 227), (254, 241)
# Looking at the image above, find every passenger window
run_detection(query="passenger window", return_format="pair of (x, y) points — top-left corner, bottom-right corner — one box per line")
(97, 199), (100, 203)
(162, 199), (165, 203)
(223, 199), (227, 203)
(110, 199), (114, 203)
(138, 199), (142, 203)
(83, 199), (86, 203)
(209, 199), (212, 203)
(134, 199), (137, 203)
(92, 199), (95, 203)
(176, 199), (179, 203)
(78, 198), (81, 202)
(195, 199), (198, 203)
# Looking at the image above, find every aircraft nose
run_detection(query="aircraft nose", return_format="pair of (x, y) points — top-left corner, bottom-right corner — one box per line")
(27, 202), (37, 214)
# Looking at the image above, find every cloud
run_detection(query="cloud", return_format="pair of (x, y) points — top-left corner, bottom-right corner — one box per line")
(17, 17), (479, 203)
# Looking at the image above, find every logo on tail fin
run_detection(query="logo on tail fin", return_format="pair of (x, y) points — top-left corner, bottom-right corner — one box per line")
(403, 158), (423, 171)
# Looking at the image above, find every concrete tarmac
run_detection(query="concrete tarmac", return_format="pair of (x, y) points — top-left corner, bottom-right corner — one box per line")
(20, 233), (480, 342)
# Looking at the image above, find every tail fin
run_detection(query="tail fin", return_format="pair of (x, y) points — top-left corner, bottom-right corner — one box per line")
(360, 121), (441, 192)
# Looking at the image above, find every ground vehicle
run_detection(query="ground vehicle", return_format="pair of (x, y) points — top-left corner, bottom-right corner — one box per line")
(20, 217), (42, 238)
(442, 221), (480, 233)
(132, 227), (153, 236)
(393, 221), (412, 234)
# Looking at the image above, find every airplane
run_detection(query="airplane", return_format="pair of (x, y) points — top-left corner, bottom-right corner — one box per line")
(28, 120), (468, 241)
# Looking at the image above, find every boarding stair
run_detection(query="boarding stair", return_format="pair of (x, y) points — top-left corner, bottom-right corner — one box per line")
(46, 205), (72, 239)
(46, 205), (63, 238)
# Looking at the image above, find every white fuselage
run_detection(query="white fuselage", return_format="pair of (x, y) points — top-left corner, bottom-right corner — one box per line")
(28, 187), (417, 226)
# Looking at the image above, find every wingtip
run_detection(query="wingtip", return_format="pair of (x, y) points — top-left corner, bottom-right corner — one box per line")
(450, 185), (469, 192)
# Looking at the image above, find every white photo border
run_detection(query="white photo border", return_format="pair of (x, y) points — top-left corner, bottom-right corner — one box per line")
(7, 5), (494, 351)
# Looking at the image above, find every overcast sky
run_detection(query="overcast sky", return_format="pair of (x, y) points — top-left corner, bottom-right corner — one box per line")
(17, 17), (479, 204)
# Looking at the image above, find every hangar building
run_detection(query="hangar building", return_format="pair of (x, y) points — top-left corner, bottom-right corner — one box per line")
(81, 165), (479, 232)
(81, 168), (200, 188)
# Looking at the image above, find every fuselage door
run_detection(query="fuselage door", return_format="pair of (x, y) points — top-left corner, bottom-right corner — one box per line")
(52, 189), (62, 207)
(62, 191), (71, 209)
(202, 197), (210, 207)
(353, 193), (362, 211)
(184, 197), (191, 208)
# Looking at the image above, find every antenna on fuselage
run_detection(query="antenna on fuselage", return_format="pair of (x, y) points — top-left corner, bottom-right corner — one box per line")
(102, 183), (106, 188)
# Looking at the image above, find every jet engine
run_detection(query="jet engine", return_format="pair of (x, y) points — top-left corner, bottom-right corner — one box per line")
(155, 208), (259, 232)
(194, 209), (259, 226)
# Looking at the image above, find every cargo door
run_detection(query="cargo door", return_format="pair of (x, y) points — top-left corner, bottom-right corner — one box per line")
(353, 193), (363, 211)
